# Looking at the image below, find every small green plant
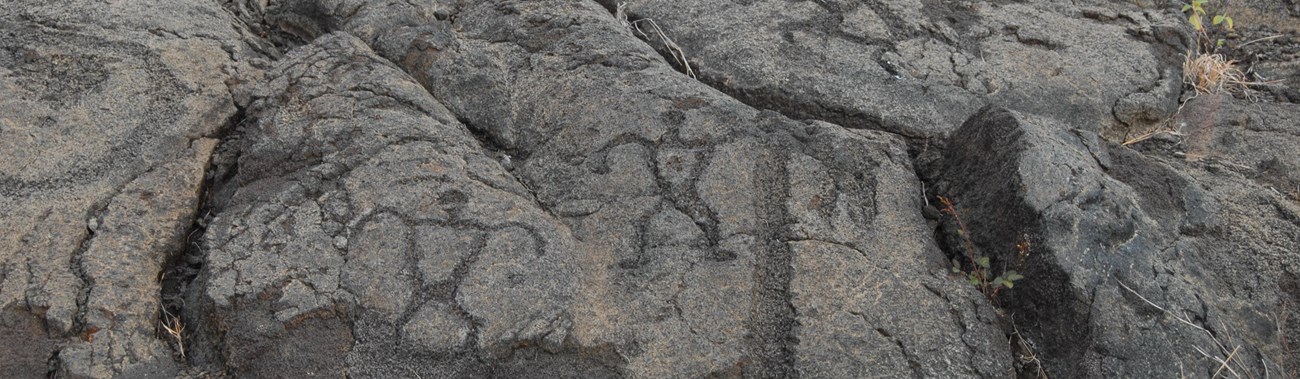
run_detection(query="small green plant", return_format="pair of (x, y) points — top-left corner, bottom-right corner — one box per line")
(1121, 0), (1274, 152)
(938, 196), (1029, 301)
(1182, 0), (1234, 49)
(1182, 0), (1233, 33)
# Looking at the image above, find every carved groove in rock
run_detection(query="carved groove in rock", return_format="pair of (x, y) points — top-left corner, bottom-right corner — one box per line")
(3, 0), (1299, 377)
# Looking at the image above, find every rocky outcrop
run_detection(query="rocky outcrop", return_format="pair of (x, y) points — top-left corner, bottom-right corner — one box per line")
(189, 20), (1006, 376)
(615, 0), (1188, 140)
(0, 0), (262, 376)
(932, 106), (1300, 376)
(1, 0), (1298, 377)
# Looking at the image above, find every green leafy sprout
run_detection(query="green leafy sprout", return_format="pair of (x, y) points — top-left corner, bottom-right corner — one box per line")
(1182, 0), (1234, 48)
(938, 196), (1031, 302)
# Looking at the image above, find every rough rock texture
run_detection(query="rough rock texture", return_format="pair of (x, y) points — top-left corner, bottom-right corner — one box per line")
(616, 0), (1189, 140)
(1228, 0), (1300, 103)
(932, 106), (1300, 376)
(190, 32), (589, 377)
(0, 0), (261, 377)
(189, 19), (1006, 376)
(2, 0), (1299, 378)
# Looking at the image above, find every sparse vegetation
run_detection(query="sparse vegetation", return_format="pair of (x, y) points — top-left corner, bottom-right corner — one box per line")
(1177, 0), (1280, 97)
(1010, 319), (1050, 379)
(937, 195), (1044, 376)
(1182, 0), (1234, 50)
(1179, 0), (1248, 99)
(1183, 52), (1249, 95)
(1121, 0), (1275, 148)
(616, 2), (696, 79)
(160, 306), (186, 359)
(937, 195), (1028, 303)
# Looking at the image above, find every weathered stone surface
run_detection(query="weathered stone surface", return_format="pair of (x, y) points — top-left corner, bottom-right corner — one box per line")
(933, 105), (1300, 377)
(189, 32), (589, 376)
(617, 0), (1187, 140)
(189, 33), (518, 374)
(3, 0), (1298, 377)
(194, 1), (1009, 375)
(0, 306), (59, 378)
(1227, 0), (1300, 103)
(0, 0), (259, 376)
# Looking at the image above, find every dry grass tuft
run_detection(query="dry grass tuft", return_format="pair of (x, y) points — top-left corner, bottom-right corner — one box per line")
(1183, 52), (1250, 95)
(1010, 318), (1050, 378)
(160, 307), (186, 359)
(1122, 52), (1280, 148)
(617, 2), (696, 79)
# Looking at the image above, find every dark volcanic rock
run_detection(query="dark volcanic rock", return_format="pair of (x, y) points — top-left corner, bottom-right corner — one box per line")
(193, 2), (1009, 375)
(2, 0), (1298, 377)
(617, 0), (1189, 140)
(190, 32), (589, 376)
(0, 0), (261, 376)
(934, 105), (1300, 376)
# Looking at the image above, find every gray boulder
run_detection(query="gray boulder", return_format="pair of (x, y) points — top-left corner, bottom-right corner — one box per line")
(932, 105), (1300, 376)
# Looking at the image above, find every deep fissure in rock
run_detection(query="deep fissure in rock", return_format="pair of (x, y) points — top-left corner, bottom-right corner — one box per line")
(158, 106), (251, 370)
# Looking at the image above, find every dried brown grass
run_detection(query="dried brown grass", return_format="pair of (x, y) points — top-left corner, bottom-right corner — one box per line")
(1122, 52), (1266, 147)
(160, 307), (186, 359)
(1183, 52), (1250, 95)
